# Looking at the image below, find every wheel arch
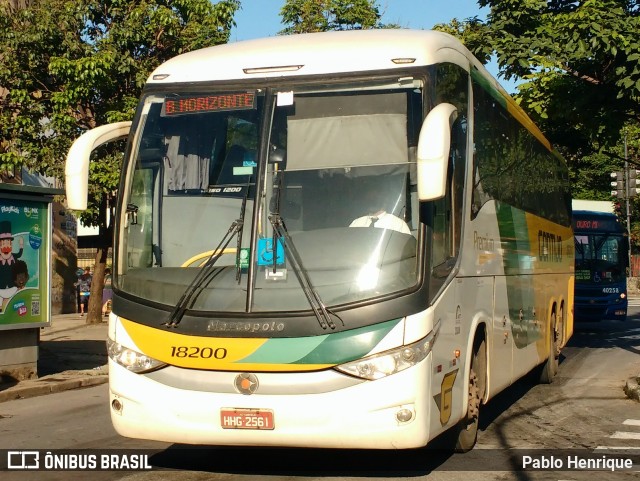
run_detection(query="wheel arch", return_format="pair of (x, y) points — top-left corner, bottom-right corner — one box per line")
(462, 320), (488, 409)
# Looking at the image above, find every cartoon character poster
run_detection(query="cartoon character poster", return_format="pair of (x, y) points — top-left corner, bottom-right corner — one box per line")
(0, 198), (49, 329)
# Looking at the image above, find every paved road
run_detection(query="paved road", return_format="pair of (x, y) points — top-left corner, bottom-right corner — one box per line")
(1, 312), (639, 480)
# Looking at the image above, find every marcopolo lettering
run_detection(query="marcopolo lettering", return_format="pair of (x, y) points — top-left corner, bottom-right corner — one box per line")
(207, 320), (286, 333)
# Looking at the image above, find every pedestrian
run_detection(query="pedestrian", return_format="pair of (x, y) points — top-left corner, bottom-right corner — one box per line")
(102, 268), (113, 316)
(76, 283), (80, 313)
(76, 267), (92, 316)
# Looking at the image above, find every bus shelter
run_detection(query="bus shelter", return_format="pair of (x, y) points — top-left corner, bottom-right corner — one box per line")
(0, 178), (62, 382)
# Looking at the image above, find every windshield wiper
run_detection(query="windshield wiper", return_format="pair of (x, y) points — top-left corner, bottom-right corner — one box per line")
(163, 221), (241, 328)
(164, 185), (250, 328)
(235, 180), (251, 283)
(268, 173), (339, 330)
(268, 213), (339, 331)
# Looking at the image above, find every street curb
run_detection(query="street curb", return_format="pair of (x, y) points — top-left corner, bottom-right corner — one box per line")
(624, 375), (640, 402)
(43, 323), (107, 338)
(0, 372), (108, 403)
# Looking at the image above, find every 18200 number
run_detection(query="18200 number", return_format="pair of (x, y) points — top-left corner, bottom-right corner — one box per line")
(170, 346), (227, 359)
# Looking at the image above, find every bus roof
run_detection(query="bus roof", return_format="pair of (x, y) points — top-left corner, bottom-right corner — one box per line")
(146, 29), (553, 153)
(572, 199), (614, 213)
(148, 29), (490, 85)
(573, 210), (619, 219)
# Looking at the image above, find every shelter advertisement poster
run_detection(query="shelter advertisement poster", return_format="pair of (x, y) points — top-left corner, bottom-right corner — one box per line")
(0, 198), (49, 330)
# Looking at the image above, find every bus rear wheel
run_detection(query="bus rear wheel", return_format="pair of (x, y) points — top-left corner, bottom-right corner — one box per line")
(538, 311), (559, 384)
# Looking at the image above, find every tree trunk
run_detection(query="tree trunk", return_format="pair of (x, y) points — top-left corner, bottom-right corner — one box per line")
(86, 194), (113, 324)
(86, 246), (107, 324)
(1, 1), (34, 12)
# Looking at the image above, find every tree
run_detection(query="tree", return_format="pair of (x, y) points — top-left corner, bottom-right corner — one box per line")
(0, 0), (240, 323)
(0, 1), (32, 10)
(435, 2), (640, 187)
(435, 2), (640, 247)
(279, 0), (383, 34)
(437, 1), (640, 158)
(491, 1), (638, 159)
(431, 16), (493, 65)
(605, 123), (640, 250)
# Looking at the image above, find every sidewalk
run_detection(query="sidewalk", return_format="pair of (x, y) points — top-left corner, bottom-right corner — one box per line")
(0, 313), (108, 403)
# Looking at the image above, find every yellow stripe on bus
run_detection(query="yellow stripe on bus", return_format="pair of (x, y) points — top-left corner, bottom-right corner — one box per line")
(506, 100), (551, 152)
(118, 318), (332, 371)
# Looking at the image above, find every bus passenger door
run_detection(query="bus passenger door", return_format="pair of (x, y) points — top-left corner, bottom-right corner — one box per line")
(490, 276), (514, 393)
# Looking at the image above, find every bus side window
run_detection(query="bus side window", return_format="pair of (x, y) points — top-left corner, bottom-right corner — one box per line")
(127, 167), (156, 268)
(429, 62), (468, 279)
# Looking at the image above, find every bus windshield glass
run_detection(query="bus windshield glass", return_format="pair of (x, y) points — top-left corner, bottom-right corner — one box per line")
(117, 79), (422, 314)
(574, 233), (626, 284)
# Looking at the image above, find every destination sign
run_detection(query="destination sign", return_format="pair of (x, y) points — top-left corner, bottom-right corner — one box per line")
(163, 92), (256, 116)
(573, 219), (619, 231)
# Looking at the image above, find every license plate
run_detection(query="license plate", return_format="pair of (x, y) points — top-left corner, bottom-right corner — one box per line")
(220, 408), (274, 430)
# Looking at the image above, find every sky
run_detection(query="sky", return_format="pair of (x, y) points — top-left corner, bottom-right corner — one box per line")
(229, 1), (517, 91)
(230, 0), (489, 41)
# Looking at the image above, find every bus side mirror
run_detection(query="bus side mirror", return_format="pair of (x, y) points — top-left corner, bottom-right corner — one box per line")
(416, 103), (458, 201)
(65, 121), (132, 210)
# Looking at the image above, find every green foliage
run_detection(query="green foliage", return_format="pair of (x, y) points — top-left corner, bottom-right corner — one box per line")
(433, 17), (493, 65)
(474, 0), (639, 158)
(436, 1), (640, 201)
(279, 0), (382, 34)
(0, 0), (240, 230)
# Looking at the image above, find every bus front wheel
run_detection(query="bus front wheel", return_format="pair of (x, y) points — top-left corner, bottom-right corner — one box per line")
(454, 337), (486, 452)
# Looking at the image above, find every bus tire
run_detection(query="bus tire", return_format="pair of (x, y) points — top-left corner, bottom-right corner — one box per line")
(538, 310), (559, 384)
(454, 337), (486, 452)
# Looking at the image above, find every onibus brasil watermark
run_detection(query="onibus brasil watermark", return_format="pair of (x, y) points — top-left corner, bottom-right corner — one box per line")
(5, 450), (152, 471)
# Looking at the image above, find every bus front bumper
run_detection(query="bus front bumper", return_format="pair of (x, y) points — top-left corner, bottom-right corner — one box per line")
(574, 300), (627, 322)
(108, 360), (433, 449)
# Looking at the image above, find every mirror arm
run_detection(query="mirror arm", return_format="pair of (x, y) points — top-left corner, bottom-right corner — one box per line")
(65, 121), (132, 210)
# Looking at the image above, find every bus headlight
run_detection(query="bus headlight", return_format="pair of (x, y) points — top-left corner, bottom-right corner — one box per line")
(107, 338), (167, 373)
(334, 323), (439, 380)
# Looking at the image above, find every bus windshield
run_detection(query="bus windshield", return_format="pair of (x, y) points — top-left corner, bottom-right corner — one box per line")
(117, 80), (422, 314)
(574, 233), (626, 284)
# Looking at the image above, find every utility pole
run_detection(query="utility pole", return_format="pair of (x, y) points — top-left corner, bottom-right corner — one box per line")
(625, 133), (632, 268)
(610, 132), (638, 269)
(625, 133), (631, 241)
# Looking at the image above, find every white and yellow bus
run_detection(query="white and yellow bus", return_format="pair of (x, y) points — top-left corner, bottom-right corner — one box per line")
(65, 29), (574, 451)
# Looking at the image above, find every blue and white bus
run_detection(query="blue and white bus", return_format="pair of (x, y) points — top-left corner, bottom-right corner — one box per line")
(573, 209), (628, 321)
